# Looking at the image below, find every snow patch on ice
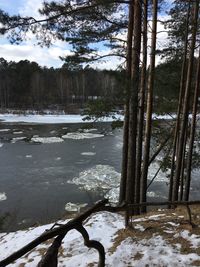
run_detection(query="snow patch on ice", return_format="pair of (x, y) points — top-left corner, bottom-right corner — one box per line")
(11, 137), (27, 143)
(81, 152), (96, 156)
(0, 129), (10, 132)
(26, 155), (32, 158)
(0, 192), (7, 201)
(69, 165), (120, 190)
(83, 128), (97, 133)
(13, 131), (23, 134)
(105, 188), (120, 204)
(65, 202), (87, 212)
(62, 132), (104, 140)
(0, 143), (3, 148)
(31, 137), (64, 143)
(68, 165), (120, 202)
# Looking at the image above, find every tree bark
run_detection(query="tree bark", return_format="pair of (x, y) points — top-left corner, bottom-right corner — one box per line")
(140, 0), (158, 212)
(135, 0), (148, 211)
(119, 0), (134, 204)
(126, 0), (142, 204)
(184, 46), (200, 201)
(168, 1), (190, 203)
(172, 0), (199, 202)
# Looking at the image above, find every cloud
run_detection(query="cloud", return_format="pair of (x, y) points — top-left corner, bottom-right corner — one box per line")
(19, 0), (44, 19)
(0, 43), (72, 67)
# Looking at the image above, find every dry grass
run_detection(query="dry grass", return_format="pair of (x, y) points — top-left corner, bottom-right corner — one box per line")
(109, 205), (200, 260)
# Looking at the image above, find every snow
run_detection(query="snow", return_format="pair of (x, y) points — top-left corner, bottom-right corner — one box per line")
(0, 128), (10, 132)
(1, 112), (198, 124)
(81, 152), (96, 156)
(0, 192), (7, 201)
(11, 137), (27, 143)
(13, 131), (23, 134)
(1, 211), (200, 266)
(62, 132), (104, 140)
(31, 136), (64, 143)
(0, 114), (123, 124)
(68, 165), (121, 202)
(64, 202), (88, 212)
(25, 155), (32, 158)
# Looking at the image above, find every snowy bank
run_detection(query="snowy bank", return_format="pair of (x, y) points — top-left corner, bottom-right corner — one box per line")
(0, 113), (191, 124)
(0, 114), (123, 124)
(1, 209), (200, 266)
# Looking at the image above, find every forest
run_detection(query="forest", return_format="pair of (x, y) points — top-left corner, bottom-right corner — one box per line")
(0, 57), (182, 112)
(0, 0), (200, 266)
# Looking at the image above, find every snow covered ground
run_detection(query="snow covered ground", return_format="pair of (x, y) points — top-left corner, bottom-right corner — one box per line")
(0, 113), (187, 124)
(0, 114), (124, 124)
(1, 210), (200, 266)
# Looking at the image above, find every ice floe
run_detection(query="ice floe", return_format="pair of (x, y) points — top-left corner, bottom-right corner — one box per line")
(26, 155), (32, 158)
(13, 131), (23, 134)
(0, 129), (10, 132)
(65, 202), (87, 212)
(81, 152), (96, 156)
(11, 137), (27, 143)
(0, 192), (7, 201)
(83, 128), (98, 133)
(62, 132), (104, 140)
(68, 165), (120, 202)
(31, 137), (64, 143)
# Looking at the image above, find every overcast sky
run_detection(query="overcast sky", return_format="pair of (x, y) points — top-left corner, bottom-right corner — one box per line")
(0, 0), (172, 69)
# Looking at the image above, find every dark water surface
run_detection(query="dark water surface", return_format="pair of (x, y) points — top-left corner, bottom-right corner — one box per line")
(0, 122), (123, 230)
(0, 122), (199, 231)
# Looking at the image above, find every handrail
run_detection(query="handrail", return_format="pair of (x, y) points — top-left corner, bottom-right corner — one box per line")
(0, 199), (108, 267)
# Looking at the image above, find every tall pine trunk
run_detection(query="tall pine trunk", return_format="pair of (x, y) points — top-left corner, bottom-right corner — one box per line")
(135, 0), (148, 211)
(172, 0), (199, 202)
(168, 1), (190, 204)
(140, 0), (158, 212)
(119, 0), (134, 204)
(126, 0), (142, 204)
(184, 47), (200, 201)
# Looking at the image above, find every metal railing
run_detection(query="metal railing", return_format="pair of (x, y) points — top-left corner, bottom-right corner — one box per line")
(0, 199), (109, 267)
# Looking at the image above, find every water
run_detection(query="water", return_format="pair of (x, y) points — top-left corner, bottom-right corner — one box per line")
(0, 121), (199, 231)
(0, 122), (123, 230)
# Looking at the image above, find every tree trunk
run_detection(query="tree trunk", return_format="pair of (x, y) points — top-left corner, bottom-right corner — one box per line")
(140, 0), (158, 212)
(184, 46), (200, 201)
(135, 0), (148, 211)
(172, 0), (199, 202)
(126, 0), (142, 204)
(168, 1), (190, 203)
(119, 0), (134, 204)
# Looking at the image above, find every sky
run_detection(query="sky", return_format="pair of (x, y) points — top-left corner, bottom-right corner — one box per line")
(0, 0), (172, 69)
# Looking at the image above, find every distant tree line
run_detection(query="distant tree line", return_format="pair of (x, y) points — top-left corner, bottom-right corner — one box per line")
(0, 58), (122, 111)
(0, 57), (185, 112)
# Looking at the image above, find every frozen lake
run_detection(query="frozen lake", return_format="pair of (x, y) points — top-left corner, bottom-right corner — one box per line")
(0, 116), (199, 231)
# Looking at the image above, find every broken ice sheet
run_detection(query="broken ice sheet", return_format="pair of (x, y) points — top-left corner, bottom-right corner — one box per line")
(62, 132), (104, 140)
(65, 202), (88, 212)
(0, 192), (7, 201)
(31, 136), (64, 143)
(68, 165), (121, 202)
(81, 152), (96, 156)
(69, 165), (120, 190)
